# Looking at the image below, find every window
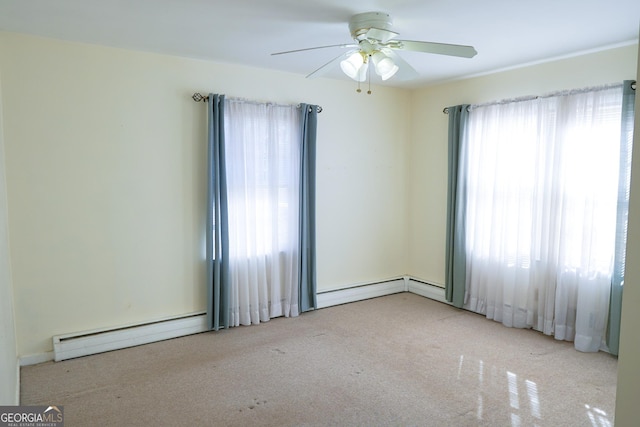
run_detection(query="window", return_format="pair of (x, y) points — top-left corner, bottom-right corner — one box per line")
(206, 94), (318, 331)
(217, 99), (301, 325)
(461, 84), (630, 351)
(223, 100), (300, 259)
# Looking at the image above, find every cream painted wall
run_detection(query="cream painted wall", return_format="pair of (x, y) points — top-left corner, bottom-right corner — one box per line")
(408, 44), (639, 285)
(0, 32), (410, 356)
(0, 65), (19, 404)
(614, 38), (640, 427)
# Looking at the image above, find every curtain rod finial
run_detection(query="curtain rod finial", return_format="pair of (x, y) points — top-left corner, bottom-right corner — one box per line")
(192, 93), (207, 102)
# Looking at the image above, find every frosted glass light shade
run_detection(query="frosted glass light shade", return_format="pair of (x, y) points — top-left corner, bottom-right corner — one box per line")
(340, 52), (368, 82)
(372, 51), (399, 81)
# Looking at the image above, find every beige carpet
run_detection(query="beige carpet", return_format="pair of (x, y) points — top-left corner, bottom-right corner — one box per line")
(21, 293), (617, 426)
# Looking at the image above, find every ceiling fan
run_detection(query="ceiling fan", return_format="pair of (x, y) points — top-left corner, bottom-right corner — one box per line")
(272, 11), (477, 85)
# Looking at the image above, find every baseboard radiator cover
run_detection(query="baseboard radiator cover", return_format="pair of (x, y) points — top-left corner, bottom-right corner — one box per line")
(50, 277), (447, 363)
(316, 278), (407, 309)
(406, 277), (448, 304)
(53, 312), (208, 362)
(315, 276), (447, 308)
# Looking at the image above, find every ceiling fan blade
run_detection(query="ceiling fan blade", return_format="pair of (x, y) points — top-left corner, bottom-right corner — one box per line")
(364, 27), (399, 43)
(388, 40), (477, 58)
(306, 50), (354, 79)
(380, 48), (419, 81)
(271, 44), (356, 56)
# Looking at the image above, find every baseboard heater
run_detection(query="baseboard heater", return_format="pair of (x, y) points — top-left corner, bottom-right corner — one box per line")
(316, 277), (407, 308)
(406, 278), (448, 304)
(52, 276), (447, 362)
(53, 312), (208, 362)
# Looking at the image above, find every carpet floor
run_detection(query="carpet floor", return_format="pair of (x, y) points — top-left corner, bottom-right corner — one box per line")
(21, 293), (617, 426)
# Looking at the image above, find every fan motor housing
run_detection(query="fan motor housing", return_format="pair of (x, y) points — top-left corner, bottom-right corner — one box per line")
(349, 12), (393, 39)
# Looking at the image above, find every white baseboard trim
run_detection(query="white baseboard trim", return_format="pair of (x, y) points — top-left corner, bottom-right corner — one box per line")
(19, 352), (54, 367)
(20, 278), (448, 364)
(316, 278), (406, 309)
(52, 313), (207, 362)
(15, 360), (20, 404)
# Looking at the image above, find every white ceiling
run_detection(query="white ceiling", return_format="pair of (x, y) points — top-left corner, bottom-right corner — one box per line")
(1, 0), (638, 88)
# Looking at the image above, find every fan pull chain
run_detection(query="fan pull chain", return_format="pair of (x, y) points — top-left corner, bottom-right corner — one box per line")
(367, 59), (372, 95)
(354, 54), (372, 95)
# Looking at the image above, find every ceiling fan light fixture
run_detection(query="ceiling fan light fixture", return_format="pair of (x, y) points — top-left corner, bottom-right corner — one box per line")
(272, 11), (477, 84)
(340, 51), (368, 82)
(371, 51), (399, 81)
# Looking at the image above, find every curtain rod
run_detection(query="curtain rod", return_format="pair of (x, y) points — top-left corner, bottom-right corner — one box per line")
(192, 93), (322, 113)
(443, 80), (637, 114)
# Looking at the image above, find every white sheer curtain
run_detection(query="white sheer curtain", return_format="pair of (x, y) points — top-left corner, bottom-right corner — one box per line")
(463, 85), (624, 352)
(224, 99), (301, 326)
